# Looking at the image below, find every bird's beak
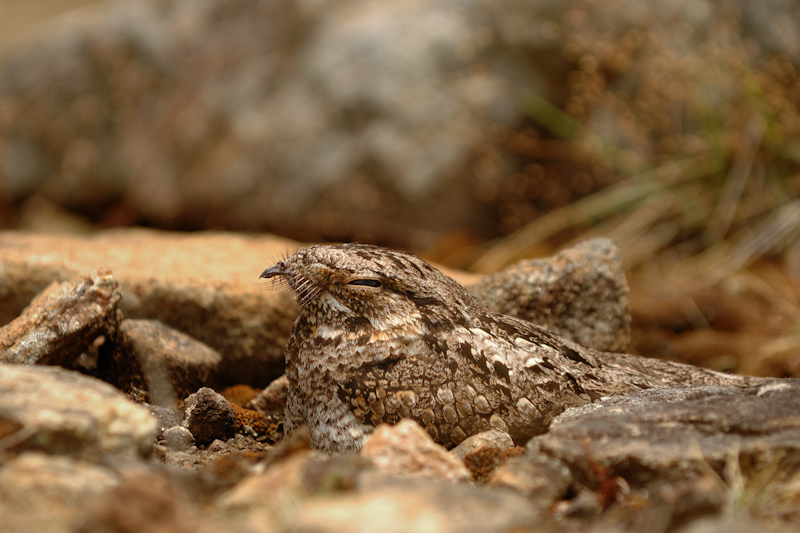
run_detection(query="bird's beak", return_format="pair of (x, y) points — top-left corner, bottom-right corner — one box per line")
(260, 262), (286, 279)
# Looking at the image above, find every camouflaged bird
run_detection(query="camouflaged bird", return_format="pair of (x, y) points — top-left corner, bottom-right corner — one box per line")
(261, 243), (759, 454)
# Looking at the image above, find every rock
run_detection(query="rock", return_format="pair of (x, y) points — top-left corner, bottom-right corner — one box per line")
(289, 477), (543, 533)
(0, 364), (156, 459)
(488, 441), (572, 507)
(0, 230), (629, 388)
(147, 404), (182, 437)
(450, 429), (514, 460)
(462, 446), (525, 484)
(360, 420), (470, 483)
(183, 387), (237, 446)
(537, 380), (800, 487)
(0, 229), (298, 387)
(247, 374), (289, 415)
(162, 426), (195, 452)
(0, 0), (516, 247)
(216, 450), (318, 529)
(0, 452), (120, 533)
(97, 319), (222, 403)
(469, 238), (630, 352)
(0, 268), (121, 366)
(74, 470), (200, 533)
(220, 449), (542, 533)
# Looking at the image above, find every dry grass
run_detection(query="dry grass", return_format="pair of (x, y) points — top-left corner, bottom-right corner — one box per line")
(470, 5), (800, 377)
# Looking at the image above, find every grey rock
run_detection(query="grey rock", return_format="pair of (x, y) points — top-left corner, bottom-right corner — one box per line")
(538, 380), (800, 486)
(469, 237), (630, 352)
(0, 364), (156, 460)
(0, 0), (514, 245)
(147, 404), (182, 437)
(162, 426), (195, 452)
(247, 374), (289, 415)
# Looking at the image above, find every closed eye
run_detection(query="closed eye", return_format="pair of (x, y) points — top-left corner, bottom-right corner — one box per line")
(348, 279), (382, 288)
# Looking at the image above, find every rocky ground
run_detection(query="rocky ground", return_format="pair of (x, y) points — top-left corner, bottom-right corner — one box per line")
(1, 230), (799, 533)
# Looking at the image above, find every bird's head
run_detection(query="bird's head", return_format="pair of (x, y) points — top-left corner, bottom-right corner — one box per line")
(261, 243), (481, 333)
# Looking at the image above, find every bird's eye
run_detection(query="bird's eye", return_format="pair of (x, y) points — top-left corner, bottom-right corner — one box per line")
(348, 279), (382, 288)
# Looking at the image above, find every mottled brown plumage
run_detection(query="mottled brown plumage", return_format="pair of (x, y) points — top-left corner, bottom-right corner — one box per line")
(261, 244), (759, 454)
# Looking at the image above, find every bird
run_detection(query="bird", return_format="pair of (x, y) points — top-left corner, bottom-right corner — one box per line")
(261, 243), (759, 454)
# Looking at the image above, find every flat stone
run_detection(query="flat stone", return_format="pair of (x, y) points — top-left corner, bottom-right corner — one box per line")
(537, 380), (800, 486)
(0, 364), (156, 459)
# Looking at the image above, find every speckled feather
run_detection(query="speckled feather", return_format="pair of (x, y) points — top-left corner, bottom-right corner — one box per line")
(262, 244), (759, 453)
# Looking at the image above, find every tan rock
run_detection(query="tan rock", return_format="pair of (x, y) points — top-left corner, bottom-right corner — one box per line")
(0, 364), (156, 459)
(0, 268), (121, 366)
(0, 229), (298, 387)
(360, 419), (470, 483)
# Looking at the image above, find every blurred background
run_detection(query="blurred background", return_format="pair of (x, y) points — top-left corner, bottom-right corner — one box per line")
(1, 0), (800, 377)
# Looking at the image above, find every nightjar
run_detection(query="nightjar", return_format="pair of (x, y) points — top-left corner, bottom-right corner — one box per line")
(261, 243), (757, 454)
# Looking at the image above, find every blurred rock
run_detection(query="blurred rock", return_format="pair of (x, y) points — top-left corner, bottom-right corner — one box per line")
(0, 268), (120, 366)
(97, 318), (222, 403)
(74, 470), (200, 533)
(360, 420), (470, 483)
(289, 477), (543, 533)
(0, 364), (156, 459)
(247, 374), (289, 415)
(450, 429), (514, 460)
(0, 452), (120, 533)
(469, 237), (630, 352)
(488, 441), (572, 506)
(216, 450), (318, 528)
(461, 446), (525, 484)
(0, 0), (516, 247)
(0, 230), (629, 388)
(147, 404), (182, 438)
(183, 387), (237, 446)
(220, 449), (542, 533)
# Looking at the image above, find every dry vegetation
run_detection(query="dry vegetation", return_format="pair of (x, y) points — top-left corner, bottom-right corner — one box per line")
(469, 6), (800, 379)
